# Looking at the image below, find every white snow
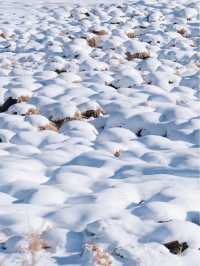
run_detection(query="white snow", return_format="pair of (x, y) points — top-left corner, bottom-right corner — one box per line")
(0, 0), (199, 265)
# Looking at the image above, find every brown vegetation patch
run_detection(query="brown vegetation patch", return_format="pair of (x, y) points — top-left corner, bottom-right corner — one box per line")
(86, 243), (112, 266)
(126, 32), (136, 38)
(50, 109), (104, 130)
(0, 32), (6, 39)
(26, 108), (40, 116)
(87, 36), (100, 47)
(177, 28), (187, 37)
(114, 149), (122, 157)
(0, 96), (31, 113)
(81, 108), (104, 119)
(18, 96), (31, 103)
(55, 68), (66, 74)
(92, 30), (108, 36)
(27, 233), (50, 253)
(126, 51), (150, 60)
(52, 111), (82, 129)
(39, 122), (58, 132)
(164, 240), (188, 255)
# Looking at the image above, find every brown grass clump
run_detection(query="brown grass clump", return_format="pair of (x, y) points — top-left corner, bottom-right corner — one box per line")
(92, 30), (108, 36)
(114, 149), (122, 157)
(53, 119), (65, 129)
(177, 28), (187, 37)
(81, 108), (105, 119)
(55, 68), (66, 74)
(164, 240), (188, 255)
(22, 220), (52, 265)
(18, 96), (31, 103)
(26, 108), (40, 116)
(39, 122), (58, 132)
(86, 244), (112, 266)
(0, 32), (6, 39)
(23, 232), (51, 266)
(27, 233), (50, 253)
(126, 51), (150, 60)
(50, 108), (104, 130)
(11, 108), (39, 116)
(74, 111), (82, 119)
(0, 32), (15, 40)
(52, 111), (82, 129)
(126, 31), (136, 38)
(87, 36), (100, 47)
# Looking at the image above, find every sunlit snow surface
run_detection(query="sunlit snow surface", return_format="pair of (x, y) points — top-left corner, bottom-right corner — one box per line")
(0, 0), (199, 265)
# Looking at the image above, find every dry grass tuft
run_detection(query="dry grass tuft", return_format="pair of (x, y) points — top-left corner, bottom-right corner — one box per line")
(52, 111), (82, 129)
(126, 51), (150, 60)
(164, 240), (188, 255)
(26, 108), (40, 116)
(27, 233), (50, 253)
(21, 232), (51, 266)
(22, 220), (52, 265)
(87, 36), (100, 47)
(53, 119), (65, 129)
(39, 122), (58, 132)
(55, 68), (66, 74)
(114, 149), (122, 157)
(126, 31), (136, 38)
(86, 243), (112, 266)
(18, 96), (31, 103)
(177, 28), (187, 37)
(92, 30), (108, 36)
(50, 109), (104, 130)
(0, 32), (15, 40)
(0, 33), (6, 39)
(81, 108), (104, 119)
(74, 110), (82, 119)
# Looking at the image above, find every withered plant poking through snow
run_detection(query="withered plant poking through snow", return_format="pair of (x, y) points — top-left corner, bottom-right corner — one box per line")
(85, 244), (112, 266)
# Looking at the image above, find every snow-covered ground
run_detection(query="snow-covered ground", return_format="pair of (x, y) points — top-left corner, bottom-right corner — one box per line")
(0, 0), (199, 265)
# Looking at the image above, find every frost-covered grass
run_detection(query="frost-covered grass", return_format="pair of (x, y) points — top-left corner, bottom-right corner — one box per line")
(0, 0), (199, 265)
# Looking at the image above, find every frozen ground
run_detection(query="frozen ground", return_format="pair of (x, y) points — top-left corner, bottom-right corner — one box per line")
(0, 0), (200, 265)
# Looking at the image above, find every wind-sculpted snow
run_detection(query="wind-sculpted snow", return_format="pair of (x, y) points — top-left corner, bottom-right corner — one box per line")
(0, 1), (199, 265)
